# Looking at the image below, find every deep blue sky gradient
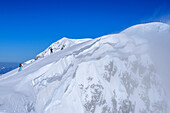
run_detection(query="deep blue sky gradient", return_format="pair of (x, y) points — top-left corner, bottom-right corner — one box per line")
(0, 0), (170, 62)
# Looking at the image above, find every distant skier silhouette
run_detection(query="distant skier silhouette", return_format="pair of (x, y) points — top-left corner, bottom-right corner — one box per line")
(61, 45), (65, 50)
(18, 63), (23, 72)
(50, 47), (53, 54)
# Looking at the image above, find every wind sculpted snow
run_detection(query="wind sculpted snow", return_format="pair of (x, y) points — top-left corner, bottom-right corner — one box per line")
(0, 22), (169, 113)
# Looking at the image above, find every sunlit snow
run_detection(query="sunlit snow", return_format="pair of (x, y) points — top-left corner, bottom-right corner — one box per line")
(0, 22), (169, 113)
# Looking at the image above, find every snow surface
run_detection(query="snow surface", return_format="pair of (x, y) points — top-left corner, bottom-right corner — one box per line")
(23, 59), (35, 65)
(0, 22), (170, 113)
(35, 37), (91, 60)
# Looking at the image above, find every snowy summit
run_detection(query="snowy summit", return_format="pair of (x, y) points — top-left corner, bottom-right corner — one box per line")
(0, 22), (169, 113)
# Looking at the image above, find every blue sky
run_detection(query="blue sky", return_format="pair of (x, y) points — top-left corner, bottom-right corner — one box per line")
(0, 0), (170, 62)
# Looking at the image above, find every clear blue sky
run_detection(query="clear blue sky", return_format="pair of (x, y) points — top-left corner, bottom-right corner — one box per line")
(0, 0), (170, 62)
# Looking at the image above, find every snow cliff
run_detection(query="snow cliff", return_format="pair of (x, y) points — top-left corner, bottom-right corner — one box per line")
(0, 22), (169, 113)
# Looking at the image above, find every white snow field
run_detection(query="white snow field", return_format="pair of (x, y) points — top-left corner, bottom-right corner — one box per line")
(0, 22), (170, 113)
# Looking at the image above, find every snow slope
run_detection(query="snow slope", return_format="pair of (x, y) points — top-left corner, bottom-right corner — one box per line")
(35, 37), (91, 60)
(0, 22), (169, 113)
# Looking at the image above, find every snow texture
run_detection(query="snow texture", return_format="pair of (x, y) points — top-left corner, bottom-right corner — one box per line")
(0, 22), (169, 113)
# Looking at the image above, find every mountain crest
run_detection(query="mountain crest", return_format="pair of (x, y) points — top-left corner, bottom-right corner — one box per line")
(0, 22), (169, 113)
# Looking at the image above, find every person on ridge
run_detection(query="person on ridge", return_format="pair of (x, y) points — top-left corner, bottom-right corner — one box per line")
(18, 63), (23, 72)
(50, 47), (53, 54)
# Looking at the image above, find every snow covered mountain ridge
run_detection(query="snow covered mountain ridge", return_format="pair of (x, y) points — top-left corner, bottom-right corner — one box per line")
(35, 37), (91, 60)
(0, 22), (170, 113)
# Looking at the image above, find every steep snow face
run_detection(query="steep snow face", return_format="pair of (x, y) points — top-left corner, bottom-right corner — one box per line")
(122, 22), (170, 106)
(0, 22), (169, 113)
(35, 37), (91, 60)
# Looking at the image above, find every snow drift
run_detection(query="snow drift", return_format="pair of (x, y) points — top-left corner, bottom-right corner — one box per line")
(0, 22), (169, 113)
